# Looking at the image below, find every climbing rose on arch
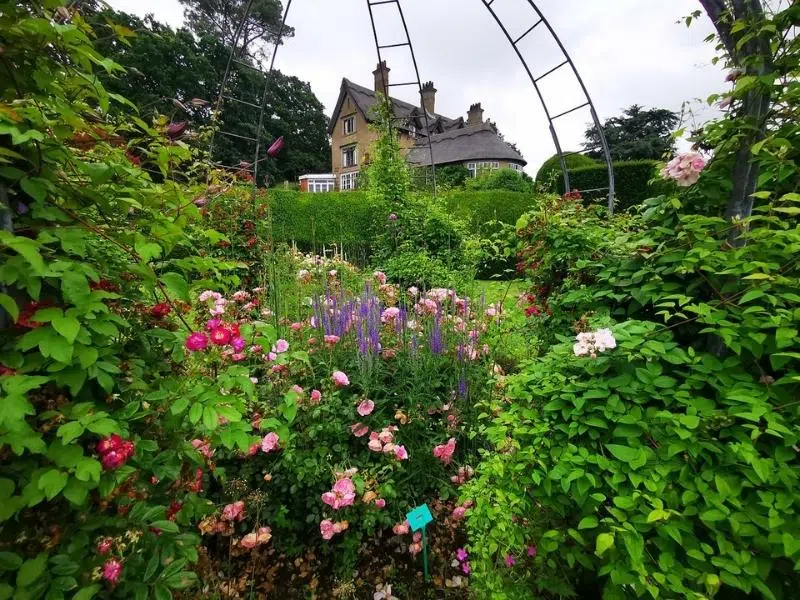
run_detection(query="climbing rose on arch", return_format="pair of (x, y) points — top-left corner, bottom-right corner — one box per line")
(660, 151), (706, 186)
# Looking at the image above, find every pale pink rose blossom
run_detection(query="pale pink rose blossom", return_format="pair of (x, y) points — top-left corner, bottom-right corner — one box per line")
(321, 478), (356, 510)
(351, 423), (370, 437)
(394, 445), (409, 460)
(357, 399), (375, 416)
(392, 521), (410, 535)
(273, 339), (289, 353)
(375, 498), (386, 509)
(222, 501), (246, 522)
(310, 389), (322, 403)
(261, 432), (280, 453)
(332, 371), (349, 387)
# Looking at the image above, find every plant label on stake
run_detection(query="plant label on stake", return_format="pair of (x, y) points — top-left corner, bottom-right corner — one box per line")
(406, 504), (433, 580)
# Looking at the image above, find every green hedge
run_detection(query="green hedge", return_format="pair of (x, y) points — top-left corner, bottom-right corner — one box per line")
(555, 160), (662, 210)
(264, 190), (538, 259)
(443, 190), (539, 235)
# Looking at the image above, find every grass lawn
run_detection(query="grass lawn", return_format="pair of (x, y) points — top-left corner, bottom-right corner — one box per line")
(469, 279), (527, 311)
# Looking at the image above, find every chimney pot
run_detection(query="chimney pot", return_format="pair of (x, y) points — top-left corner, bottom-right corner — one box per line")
(420, 81), (437, 115)
(467, 102), (484, 126)
(373, 61), (390, 94)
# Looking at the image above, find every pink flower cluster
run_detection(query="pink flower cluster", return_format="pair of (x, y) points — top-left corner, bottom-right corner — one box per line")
(455, 548), (470, 575)
(433, 438), (457, 465)
(364, 426), (408, 459)
(451, 465), (474, 485)
(191, 438), (213, 459)
(451, 500), (473, 522)
(321, 477), (356, 510)
(320, 518), (349, 540)
(240, 526), (272, 549)
(660, 151), (707, 186)
(97, 434), (135, 470)
(222, 501), (246, 522)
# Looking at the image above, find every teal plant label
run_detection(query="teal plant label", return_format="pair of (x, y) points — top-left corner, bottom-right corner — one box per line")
(406, 504), (433, 532)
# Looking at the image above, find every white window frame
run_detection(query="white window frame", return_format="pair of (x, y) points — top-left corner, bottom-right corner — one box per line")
(467, 161), (501, 177)
(343, 115), (355, 136)
(342, 145), (357, 168)
(308, 179), (335, 193)
(340, 172), (358, 191)
(507, 163), (523, 173)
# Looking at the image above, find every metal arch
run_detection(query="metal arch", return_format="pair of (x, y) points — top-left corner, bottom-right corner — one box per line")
(480, 0), (615, 214)
(207, 0), (294, 193)
(366, 0), (437, 196)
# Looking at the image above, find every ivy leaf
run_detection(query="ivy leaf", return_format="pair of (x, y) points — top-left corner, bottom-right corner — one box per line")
(16, 553), (47, 588)
(51, 315), (81, 343)
(0, 293), (19, 322)
(38, 469), (68, 500)
(595, 532), (615, 556)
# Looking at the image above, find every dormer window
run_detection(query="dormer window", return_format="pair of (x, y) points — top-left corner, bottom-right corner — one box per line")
(343, 116), (355, 135)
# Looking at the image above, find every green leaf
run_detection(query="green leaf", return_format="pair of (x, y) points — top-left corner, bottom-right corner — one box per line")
(189, 403), (202, 424)
(0, 294), (19, 322)
(20, 177), (48, 203)
(595, 532), (615, 556)
(57, 422), (84, 444)
(61, 272), (91, 306)
(700, 509), (727, 522)
(0, 231), (46, 276)
(73, 584), (102, 600)
(153, 583), (172, 600)
(75, 458), (102, 483)
(52, 315), (81, 343)
(0, 552), (23, 571)
(135, 235), (162, 262)
(38, 470), (68, 500)
(160, 272), (190, 302)
(86, 419), (117, 436)
(605, 444), (640, 464)
(63, 479), (89, 506)
(16, 553), (47, 588)
(578, 516), (598, 530)
(202, 406), (217, 430)
(150, 520), (179, 533)
(144, 548), (160, 581)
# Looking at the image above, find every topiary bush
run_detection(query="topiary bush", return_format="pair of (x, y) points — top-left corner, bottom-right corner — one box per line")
(535, 152), (598, 188)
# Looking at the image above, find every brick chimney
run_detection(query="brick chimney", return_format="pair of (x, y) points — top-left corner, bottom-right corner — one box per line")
(467, 102), (484, 126)
(421, 81), (437, 115)
(373, 61), (390, 94)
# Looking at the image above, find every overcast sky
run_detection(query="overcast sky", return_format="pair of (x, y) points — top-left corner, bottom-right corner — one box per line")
(106, 0), (724, 174)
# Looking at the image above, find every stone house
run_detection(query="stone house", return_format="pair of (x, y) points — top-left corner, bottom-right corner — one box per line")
(327, 61), (526, 190)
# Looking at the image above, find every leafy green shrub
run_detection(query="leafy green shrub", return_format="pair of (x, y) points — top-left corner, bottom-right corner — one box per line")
(465, 168), (534, 194)
(379, 248), (462, 289)
(556, 160), (662, 210)
(535, 152), (598, 187)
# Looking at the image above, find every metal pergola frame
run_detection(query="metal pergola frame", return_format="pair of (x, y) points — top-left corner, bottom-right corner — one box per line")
(208, 0), (616, 213)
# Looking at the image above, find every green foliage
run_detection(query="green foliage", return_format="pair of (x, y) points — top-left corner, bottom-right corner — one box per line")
(535, 152), (597, 187)
(434, 164), (471, 190)
(465, 6), (800, 598)
(555, 160), (662, 210)
(465, 168), (534, 194)
(365, 97), (411, 207)
(0, 3), (246, 596)
(583, 104), (680, 160)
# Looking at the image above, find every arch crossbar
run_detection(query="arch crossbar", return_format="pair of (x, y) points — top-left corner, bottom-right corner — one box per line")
(366, 0), (437, 195)
(480, 0), (615, 213)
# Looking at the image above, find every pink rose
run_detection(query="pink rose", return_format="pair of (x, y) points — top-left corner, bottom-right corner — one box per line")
(222, 501), (245, 522)
(320, 519), (335, 540)
(351, 423), (369, 438)
(290, 384), (304, 395)
(310, 389), (322, 403)
(433, 437), (456, 465)
(392, 521), (409, 535)
(321, 477), (356, 510)
(375, 498), (386, 509)
(394, 445), (408, 460)
(331, 370), (349, 387)
(357, 399), (375, 416)
(273, 339), (289, 353)
(261, 432), (280, 453)
(241, 533), (258, 548)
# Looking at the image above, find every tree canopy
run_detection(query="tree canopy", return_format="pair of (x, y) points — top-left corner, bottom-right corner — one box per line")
(179, 0), (294, 58)
(87, 7), (328, 183)
(583, 104), (679, 161)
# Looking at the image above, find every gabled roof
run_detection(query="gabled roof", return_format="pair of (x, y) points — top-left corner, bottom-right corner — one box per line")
(327, 78), (461, 136)
(406, 123), (527, 167)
